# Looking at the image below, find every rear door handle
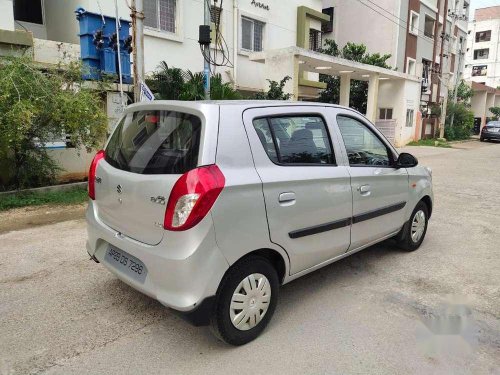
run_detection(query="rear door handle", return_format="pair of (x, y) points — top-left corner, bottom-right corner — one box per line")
(279, 192), (296, 204)
(357, 184), (371, 196)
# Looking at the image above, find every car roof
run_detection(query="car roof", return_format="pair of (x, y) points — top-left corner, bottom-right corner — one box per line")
(126, 100), (350, 112)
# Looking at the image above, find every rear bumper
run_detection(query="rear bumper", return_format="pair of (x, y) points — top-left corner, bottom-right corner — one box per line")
(482, 131), (500, 140)
(86, 201), (229, 319)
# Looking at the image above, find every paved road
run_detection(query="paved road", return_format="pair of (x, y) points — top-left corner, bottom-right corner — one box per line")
(1, 141), (499, 375)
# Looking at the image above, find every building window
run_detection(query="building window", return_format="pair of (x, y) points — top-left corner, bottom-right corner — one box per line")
(407, 58), (416, 75)
(474, 48), (489, 60)
(379, 108), (393, 120)
(322, 7), (334, 33)
(14, 0), (43, 24)
(409, 11), (419, 36)
(424, 15), (435, 38)
(406, 109), (414, 127)
(309, 29), (322, 51)
(472, 65), (487, 77)
(475, 30), (491, 42)
(144, 0), (176, 33)
(241, 17), (264, 52)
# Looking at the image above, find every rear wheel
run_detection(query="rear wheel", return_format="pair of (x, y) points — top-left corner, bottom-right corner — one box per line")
(210, 256), (279, 345)
(397, 201), (429, 251)
(480, 136), (485, 142)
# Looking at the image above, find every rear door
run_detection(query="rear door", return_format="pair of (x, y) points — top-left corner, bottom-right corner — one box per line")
(243, 106), (352, 275)
(334, 112), (409, 250)
(94, 107), (213, 245)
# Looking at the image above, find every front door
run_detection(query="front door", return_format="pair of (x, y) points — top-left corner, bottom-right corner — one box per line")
(335, 113), (409, 250)
(243, 107), (352, 275)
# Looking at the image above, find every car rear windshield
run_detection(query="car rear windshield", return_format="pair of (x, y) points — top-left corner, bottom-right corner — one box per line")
(105, 110), (202, 174)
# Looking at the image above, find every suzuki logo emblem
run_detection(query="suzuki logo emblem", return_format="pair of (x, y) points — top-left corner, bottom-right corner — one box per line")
(116, 184), (122, 194)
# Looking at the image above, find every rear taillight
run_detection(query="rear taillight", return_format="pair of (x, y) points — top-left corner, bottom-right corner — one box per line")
(88, 150), (105, 200)
(164, 165), (225, 231)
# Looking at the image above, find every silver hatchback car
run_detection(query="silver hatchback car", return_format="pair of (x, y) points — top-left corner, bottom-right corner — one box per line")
(86, 101), (433, 345)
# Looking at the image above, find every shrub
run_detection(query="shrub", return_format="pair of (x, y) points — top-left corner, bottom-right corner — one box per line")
(147, 62), (241, 100)
(444, 102), (474, 140)
(0, 56), (107, 190)
(254, 76), (292, 100)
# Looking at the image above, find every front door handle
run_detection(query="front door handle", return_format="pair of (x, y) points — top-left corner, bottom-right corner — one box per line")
(279, 192), (296, 205)
(357, 184), (371, 196)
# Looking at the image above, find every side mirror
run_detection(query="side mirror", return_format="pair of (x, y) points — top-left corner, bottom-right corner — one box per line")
(396, 152), (418, 168)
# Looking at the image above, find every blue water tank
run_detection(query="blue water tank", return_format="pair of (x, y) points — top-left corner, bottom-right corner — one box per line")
(75, 7), (132, 82)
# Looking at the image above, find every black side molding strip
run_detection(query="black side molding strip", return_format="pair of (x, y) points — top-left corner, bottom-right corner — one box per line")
(287, 202), (407, 239)
(289, 218), (352, 239)
(352, 202), (407, 224)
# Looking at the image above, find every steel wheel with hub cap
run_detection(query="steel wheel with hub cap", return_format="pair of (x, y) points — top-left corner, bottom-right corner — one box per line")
(211, 256), (279, 345)
(396, 201), (429, 251)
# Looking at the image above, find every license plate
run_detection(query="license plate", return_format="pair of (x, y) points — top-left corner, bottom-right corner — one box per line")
(104, 246), (148, 284)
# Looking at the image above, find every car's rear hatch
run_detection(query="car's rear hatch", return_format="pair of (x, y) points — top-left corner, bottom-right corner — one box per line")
(93, 105), (217, 245)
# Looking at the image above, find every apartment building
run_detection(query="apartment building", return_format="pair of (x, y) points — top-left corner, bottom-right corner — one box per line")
(322, 0), (469, 136)
(463, 6), (500, 88)
(0, 0), (422, 167)
(0, 0), (327, 95)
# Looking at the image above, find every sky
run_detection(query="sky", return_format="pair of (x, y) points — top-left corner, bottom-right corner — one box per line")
(469, 0), (500, 17)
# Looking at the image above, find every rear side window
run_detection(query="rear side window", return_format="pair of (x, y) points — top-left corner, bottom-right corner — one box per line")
(252, 116), (335, 165)
(105, 110), (201, 174)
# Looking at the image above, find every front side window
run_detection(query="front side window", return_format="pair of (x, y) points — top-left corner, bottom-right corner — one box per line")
(144, 0), (176, 33)
(241, 17), (264, 52)
(337, 116), (391, 167)
(105, 110), (201, 174)
(252, 116), (335, 165)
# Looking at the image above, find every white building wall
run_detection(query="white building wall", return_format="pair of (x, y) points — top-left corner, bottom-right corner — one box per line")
(464, 18), (500, 88)
(0, 0), (14, 31)
(78, 0), (323, 91)
(322, 0), (402, 71)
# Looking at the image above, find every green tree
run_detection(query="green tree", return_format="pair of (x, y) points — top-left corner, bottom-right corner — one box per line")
(0, 56), (108, 190)
(454, 80), (474, 103)
(445, 102), (474, 140)
(489, 106), (500, 120)
(146, 62), (185, 100)
(147, 63), (241, 101)
(254, 76), (292, 100)
(318, 40), (392, 113)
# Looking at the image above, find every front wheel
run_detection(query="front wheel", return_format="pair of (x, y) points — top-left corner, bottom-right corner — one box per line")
(397, 201), (429, 251)
(210, 256), (279, 345)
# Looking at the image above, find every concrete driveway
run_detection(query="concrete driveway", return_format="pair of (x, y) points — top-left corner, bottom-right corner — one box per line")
(1, 141), (499, 375)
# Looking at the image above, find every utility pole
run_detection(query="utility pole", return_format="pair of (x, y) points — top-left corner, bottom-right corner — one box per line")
(449, 37), (464, 128)
(438, 0), (449, 139)
(203, 0), (211, 99)
(115, 0), (125, 108)
(131, 0), (145, 102)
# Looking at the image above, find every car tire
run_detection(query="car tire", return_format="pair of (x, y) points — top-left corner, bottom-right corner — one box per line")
(210, 256), (279, 346)
(396, 201), (429, 252)
(480, 137), (485, 142)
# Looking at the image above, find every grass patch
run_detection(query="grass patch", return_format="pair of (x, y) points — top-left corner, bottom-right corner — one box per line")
(407, 139), (451, 148)
(0, 186), (87, 212)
